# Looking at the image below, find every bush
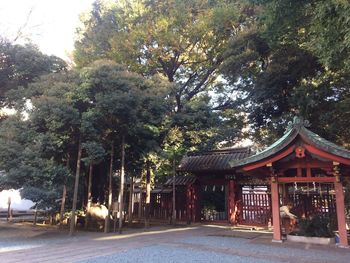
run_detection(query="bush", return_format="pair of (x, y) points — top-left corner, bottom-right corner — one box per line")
(297, 215), (336, 238)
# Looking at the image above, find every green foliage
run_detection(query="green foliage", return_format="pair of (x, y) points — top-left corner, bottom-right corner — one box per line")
(2, 0), (350, 213)
(0, 38), (67, 105)
(254, 0), (350, 72)
(297, 215), (336, 238)
(74, 0), (254, 112)
(0, 115), (72, 209)
(221, 0), (350, 146)
(82, 141), (106, 165)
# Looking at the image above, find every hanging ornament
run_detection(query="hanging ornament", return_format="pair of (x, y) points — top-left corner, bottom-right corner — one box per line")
(293, 182), (297, 201)
(313, 182), (316, 192)
(212, 185), (216, 192)
(204, 185), (207, 191)
(307, 183), (310, 197)
(221, 185), (224, 192)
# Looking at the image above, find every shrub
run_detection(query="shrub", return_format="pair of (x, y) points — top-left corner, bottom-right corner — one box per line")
(297, 215), (336, 238)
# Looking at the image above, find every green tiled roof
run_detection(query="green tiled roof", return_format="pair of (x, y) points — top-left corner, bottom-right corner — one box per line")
(178, 117), (350, 173)
(229, 126), (299, 168)
(230, 117), (350, 168)
(299, 127), (350, 159)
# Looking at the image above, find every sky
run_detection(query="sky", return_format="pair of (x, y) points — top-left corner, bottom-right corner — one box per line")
(0, 0), (96, 60)
(0, 1), (95, 207)
(0, 189), (35, 210)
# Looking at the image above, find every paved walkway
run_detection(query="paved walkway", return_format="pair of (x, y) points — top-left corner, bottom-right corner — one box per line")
(0, 222), (349, 263)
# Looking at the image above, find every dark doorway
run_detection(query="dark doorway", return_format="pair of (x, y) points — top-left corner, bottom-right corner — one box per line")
(201, 184), (227, 221)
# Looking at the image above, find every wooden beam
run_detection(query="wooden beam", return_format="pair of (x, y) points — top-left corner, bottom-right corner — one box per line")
(304, 144), (350, 165)
(276, 160), (333, 170)
(243, 145), (295, 171)
(306, 168), (312, 177)
(277, 177), (335, 183)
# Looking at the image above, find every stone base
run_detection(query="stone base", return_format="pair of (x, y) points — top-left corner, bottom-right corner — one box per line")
(272, 239), (283, 243)
(287, 234), (335, 245)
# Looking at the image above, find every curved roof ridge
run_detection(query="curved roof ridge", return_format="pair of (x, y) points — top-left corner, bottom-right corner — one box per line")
(229, 126), (299, 168)
(187, 147), (251, 157)
(300, 127), (350, 159)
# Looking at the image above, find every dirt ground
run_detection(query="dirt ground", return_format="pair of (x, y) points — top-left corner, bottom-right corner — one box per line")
(0, 221), (349, 263)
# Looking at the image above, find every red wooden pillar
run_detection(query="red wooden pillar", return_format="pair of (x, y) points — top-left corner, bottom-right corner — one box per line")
(334, 182), (349, 248)
(186, 186), (192, 224)
(193, 184), (201, 222)
(271, 180), (282, 242)
(228, 180), (236, 224)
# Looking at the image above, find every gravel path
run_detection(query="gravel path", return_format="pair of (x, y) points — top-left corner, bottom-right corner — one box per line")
(0, 222), (349, 263)
(79, 244), (277, 263)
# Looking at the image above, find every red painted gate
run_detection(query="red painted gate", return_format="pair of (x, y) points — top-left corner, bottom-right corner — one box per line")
(240, 185), (271, 226)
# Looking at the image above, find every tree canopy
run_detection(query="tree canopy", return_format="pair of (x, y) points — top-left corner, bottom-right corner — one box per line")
(0, 39), (67, 105)
(0, 0), (350, 228)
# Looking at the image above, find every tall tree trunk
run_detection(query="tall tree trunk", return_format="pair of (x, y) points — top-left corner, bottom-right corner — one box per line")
(87, 163), (93, 210)
(105, 141), (114, 233)
(33, 206), (38, 225)
(118, 135), (125, 233)
(7, 196), (11, 222)
(138, 183), (142, 219)
(145, 160), (151, 228)
(172, 155), (176, 225)
(59, 184), (67, 227)
(59, 155), (70, 227)
(69, 136), (82, 236)
(85, 163), (93, 229)
(128, 175), (134, 223)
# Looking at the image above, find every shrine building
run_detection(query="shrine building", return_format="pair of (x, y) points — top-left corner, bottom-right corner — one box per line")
(172, 117), (350, 247)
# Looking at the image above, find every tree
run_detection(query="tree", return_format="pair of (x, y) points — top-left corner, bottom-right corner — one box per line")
(220, 0), (350, 146)
(75, 0), (255, 112)
(0, 114), (71, 212)
(253, 0), (350, 73)
(81, 141), (106, 210)
(0, 38), (67, 105)
(80, 60), (169, 232)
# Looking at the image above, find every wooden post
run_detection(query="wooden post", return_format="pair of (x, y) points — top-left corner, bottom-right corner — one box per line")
(228, 180), (235, 224)
(271, 180), (282, 242)
(145, 160), (151, 228)
(186, 186), (192, 224)
(194, 184), (201, 222)
(334, 181), (349, 248)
